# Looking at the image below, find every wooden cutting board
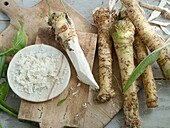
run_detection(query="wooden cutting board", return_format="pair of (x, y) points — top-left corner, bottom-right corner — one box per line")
(0, 0), (129, 127)
(18, 27), (123, 128)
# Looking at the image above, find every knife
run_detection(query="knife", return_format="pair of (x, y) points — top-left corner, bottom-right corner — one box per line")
(49, 12), (99, 89)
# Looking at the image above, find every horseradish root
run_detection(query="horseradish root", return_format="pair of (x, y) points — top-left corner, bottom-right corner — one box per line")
(138, 1), (170, 20)
(134, 33), (158, 108)
(93, 7), (115, 102)
(121, 0), (170, 83)
(48, 12), (99, 89)
(111, 18), (141, 127)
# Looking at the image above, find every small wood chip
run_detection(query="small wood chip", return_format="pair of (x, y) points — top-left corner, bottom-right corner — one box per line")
(82, 103), (87, 108)
(72, 90), (79, 96)
(75, 113), (79, 118)
(76, 83), (81, 87)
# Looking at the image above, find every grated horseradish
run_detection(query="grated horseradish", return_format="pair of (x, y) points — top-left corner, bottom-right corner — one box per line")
(12, 48), (68, 94)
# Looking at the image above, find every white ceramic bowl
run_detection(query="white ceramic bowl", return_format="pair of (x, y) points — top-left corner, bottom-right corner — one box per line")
(7, 44), (71, 102)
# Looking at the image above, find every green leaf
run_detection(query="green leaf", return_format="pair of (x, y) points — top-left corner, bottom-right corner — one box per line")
(0, 100), (18, 115)
(39, 13), (44, 18)
(0, 47), (6, 79)
(57, 98), (67, 106)
(46, 0), (51, 18)
(0, 121), (3, 128)
(60, 0), (68, 15)
(0, 82), (18, 116)
(117, 5), (124, 20)
(0, 82), (9, 101)
(0, 20), (27, 56)
(38, 13), (48, 24)
(0, 82), (9, 112)
(3, 61), (10, 80)
(123, 43), (170, 94)
(0, 104), (18, 118)
(57, 90), (70, 106)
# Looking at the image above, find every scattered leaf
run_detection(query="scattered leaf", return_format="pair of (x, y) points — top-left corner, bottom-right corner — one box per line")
(0, 100), (18, 115)
(57, 90), (70, 106)
(123, 43), (170, 93)
(0, 20), (27, 56)
(38, 13), (48, 24)
(0, 82), (9, 113)
(61, 0), (69, 16)
(0, 47), (6, 79)
(57, 98), (67, 106)
(0, 121), (2, 128)
(46, 0), (51, 19)
(0, 104), (18, 118)
(39, 13), (44, 18)
(0, 82), (9, 101)
(3, 61), (10, 80)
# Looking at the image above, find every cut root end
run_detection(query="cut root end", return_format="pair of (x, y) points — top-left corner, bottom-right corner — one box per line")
(147, 100), (158, 108)
(97, 89), (115, 102)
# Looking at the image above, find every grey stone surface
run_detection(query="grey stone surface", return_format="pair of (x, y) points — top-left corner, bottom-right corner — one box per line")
(0, 0), (169, 128)
(106, 80), (170, 128)
(0, 21), (10, 32)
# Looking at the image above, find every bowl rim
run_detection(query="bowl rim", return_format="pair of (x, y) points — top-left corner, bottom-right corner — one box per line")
(7, 44), (71, 102)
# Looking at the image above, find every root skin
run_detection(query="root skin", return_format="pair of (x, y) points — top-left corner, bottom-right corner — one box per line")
(93, 7), (115, 102)
(121, 0), (170, 83)
(111, 18), (141, 128)
(134, 34), (158, 108)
